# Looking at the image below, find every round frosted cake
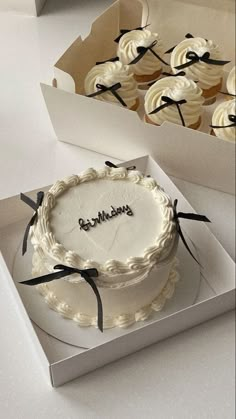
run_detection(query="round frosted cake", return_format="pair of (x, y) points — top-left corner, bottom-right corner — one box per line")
(30, 166), (179, 329)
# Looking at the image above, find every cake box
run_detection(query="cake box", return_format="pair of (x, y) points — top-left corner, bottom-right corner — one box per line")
(41, 0), (235, 195)
(0, 156), (235, 387)
(0, 0), (46, 16)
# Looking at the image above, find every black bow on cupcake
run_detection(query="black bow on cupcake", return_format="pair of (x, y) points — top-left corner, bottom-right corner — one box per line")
(19, 264), (103, 332)
(175, 51), (230, 70)
(129, 40), (169, 66)
(87, 83), (127, 107)
(149, 95), (187, 126)
(210, 114), (236, 129)
(20, 191), (44, 256)
(114, 24), (150, 43)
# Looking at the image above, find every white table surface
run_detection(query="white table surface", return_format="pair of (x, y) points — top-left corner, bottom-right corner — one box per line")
(0, 1), (235, 418)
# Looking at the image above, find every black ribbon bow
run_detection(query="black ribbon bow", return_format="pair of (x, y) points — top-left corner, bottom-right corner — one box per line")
(210, 114), (236, 129)
(175, 51), (230, 70)
(165, 33), (196, 54)
(129, 40), (169, 66)
(173, 199), (211, 265)
(149, 95), (187, 126)
(20, 192), (44, 256)
(105, 161), (136, 171)
(96, 56), (120, 65)
(114, 24), (150, 43)
(87, 83), (127, 107)
(20, 264), (103, 332)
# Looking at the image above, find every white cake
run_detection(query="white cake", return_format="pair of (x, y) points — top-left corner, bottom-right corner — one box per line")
(30, 166), (179, 329)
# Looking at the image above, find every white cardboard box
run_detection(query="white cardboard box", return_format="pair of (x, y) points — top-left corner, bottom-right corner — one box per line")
(0, 156), (235, 387)
(41, 0), (235, 194)
(0, 0), (46, 16)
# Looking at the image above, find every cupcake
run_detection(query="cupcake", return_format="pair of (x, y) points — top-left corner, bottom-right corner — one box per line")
(144, 76), (204, 129)
(117, 29), (168, 86)
(170, 37), (230, 104)
(226, 66), (236, 99)
(84, 61), (139, 110)
(210, 99), (236, 143)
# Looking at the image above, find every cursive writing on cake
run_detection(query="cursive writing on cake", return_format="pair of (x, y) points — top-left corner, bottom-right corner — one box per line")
(78, 205), (133, 231)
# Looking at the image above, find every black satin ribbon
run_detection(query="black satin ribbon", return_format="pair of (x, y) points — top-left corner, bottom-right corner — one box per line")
(149, 95), (187, 126)
(105, 161), (136, 170)
(165, 33), (195, 54)
(114, 24), (150, 43)
(87, 82), (127, 107)
(175, 51), (230, 70)
(96, 56), (119, 65)
(219, 91), (236, 97)
(162, 71), (186, 77)
(129, 40), (169, 66)
(210, 114), (236, 129)
(165, 33), (209, 54)
(173, 199), (211, 265)
(20, 191), (44, 256)
(20, 264), (103, 332)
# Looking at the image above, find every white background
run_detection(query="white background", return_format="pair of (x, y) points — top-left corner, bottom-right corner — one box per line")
(0, 1), (235, 418)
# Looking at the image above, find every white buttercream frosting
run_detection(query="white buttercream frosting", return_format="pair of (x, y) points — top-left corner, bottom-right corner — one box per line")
(144, 76), (203, 127)
(29, 166), (179, 328)
(117, 29), (164, 76)
(170, 37), (225, 91)
(84, 61), (138, 109)
(211, 99), (236, 142)
(226, 66), (236, 96)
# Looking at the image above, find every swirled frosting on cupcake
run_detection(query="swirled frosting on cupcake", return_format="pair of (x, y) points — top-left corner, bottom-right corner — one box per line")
(84, 61), (138, 109)
(170, 37), (224, 91)
(117, 29), (164, 76)
(144, 76), (204, 127)
(211, 99), (236, 142)
(226, 66), (236, 96)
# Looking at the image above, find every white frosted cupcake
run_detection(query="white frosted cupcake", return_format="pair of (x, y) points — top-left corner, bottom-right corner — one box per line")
(144, 76), (204, 129)
(84, 61), (139, 110)
(117, 29), (167, 85)
(170, 37), (230, 103)
(226, 66), (236, 99)
(210, 99), (236, 142)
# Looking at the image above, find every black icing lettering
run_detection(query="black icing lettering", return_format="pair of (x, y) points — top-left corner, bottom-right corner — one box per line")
(78, 204), (133, 232)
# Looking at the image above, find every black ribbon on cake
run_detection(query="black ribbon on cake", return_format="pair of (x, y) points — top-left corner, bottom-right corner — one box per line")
(175, 51), (230, 70)
(19, 264), (103, 332)
(173, 199), (211, 265)
(149, 96), (187, 127)
(105, 161), (137, 170)
(210, 114), (236, 129)
(86, 83), (127, 107)
(114, 24), (150, 43)
(129, 40), (169, 66)
(96, 56), (120, 65)
(20, 192), (44, 256)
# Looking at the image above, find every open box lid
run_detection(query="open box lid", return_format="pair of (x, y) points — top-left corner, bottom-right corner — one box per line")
(41, 0), (235, 195)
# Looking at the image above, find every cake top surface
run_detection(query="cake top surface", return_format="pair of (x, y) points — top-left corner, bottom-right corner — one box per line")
(144, 76), (203, 127)
(32, 167), (176, 275)
(212, 99), (236, 143)
(170, 37), (224, 90)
